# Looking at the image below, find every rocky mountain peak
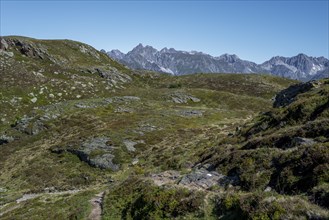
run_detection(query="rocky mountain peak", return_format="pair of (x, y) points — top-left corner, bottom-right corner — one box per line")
(160, 47), (177, 54)
(129, 43), (157, 56)
(107, 49), (125, 60)
(218, 54), (240, 63)
(160, 47), (169, 53)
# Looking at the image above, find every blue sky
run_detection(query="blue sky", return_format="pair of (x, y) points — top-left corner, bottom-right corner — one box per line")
(1, 0), (328, 63)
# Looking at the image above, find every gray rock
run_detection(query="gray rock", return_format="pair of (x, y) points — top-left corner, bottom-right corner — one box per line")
(171, 93), (200, 104)
(74, 103), (92, 109)
(115, 107), (133, 113)
(112, 96), (140, 103)
(67, 137), (119, 171)
(0, 50), (14, 57)
(138, 123), (158, 132)
(123, 140), (137, 152)
(0, 134), (14, 145)
(150, 170), (181, 186)
(81, 137), (112, 151)
(291, 137), (316, 147)
(179, 110), (203, 117)
(14, 115), (45, 135)
(0, 38), (9, 50)
(264, 186), (272, 192)
(89, 153), (119, 170)
(95, 68), (131, 87)
(132, 158), (139, 165)
(44, 187), (56, 193)
(179, 168), (235, 189)
(31, 97), (37, 103)
(274, 81), (316, 108)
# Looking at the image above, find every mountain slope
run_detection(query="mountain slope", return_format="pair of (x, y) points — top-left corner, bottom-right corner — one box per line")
(1, 36), (327, 219)
(107, 44), (329, 81)
(198, 78), (329, 219)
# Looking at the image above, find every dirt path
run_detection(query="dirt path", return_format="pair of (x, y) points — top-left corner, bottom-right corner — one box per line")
(88, 191), (105, 220)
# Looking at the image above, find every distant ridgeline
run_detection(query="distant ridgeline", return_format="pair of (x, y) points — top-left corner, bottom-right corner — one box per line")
(105, 44), (329, 81)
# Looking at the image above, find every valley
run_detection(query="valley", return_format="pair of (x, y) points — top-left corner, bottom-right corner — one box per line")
(0, 36), (328, 219)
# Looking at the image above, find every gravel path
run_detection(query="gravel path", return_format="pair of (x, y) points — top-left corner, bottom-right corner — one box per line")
(88, 191), (105, 220)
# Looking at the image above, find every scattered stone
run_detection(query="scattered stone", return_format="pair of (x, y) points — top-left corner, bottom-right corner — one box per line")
(66, 137), (119, 171)
(150, 170), (181, 186)
(30, 97), (37, 103)
(170, 93), (201, 104)
(291, 137), (316, 147)
(179, 167), (238, 189)
(74, 103), (91, 109)
(115, 107), (133, 113)
(0, 38), (9, 50)
(264, 186), (272, 192)
(111, 96), (140, 103)
(14, 115), (45, 135)
(49, 94), (55, 98)
(0, 50), (14, 57)
(123, 140), (137, 152)
(132, 158), (139, 165)
(44, 187), (56, 193)
(79, 45), (88, 53)
(179, 109), (203, 117)
(95, 68), (131, 86)
(0, 134), (14, 145)
(139, 123), (158, 132)
(57, 93), (62, 97)
(89, 154), (119, 170)
(76, 95), (81, 98)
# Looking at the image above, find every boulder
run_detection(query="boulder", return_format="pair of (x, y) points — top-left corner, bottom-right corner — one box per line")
(14, 115), (45, 135)
(171, 93), (200, 104)
(0, 38), (9, 50)
(0, 134), (14, 145)
(67, 137), (119, 171)
(291, 137), (316, 147)
(274, 81), (316, 107)
(179, 167), (238, 189)
(123, 140), (137, 152)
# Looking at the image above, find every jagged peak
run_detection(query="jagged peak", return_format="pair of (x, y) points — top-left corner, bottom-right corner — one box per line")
(160, 47), (169, 53)
(130, 43), (158, 53)
(218, 53), (240, 62)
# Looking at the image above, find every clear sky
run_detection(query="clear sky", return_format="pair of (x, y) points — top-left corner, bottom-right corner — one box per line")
(1, 0), (328, 63)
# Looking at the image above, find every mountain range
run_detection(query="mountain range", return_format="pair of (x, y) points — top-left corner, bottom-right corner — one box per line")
(105, 44), (329, 81)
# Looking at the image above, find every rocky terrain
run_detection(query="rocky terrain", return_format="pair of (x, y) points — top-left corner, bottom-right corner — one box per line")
(106, 44), (329, 81)
(0, 36), (328, 219)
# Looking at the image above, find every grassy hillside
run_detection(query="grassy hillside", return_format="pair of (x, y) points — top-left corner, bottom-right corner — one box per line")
(1, 36), (327, 219)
